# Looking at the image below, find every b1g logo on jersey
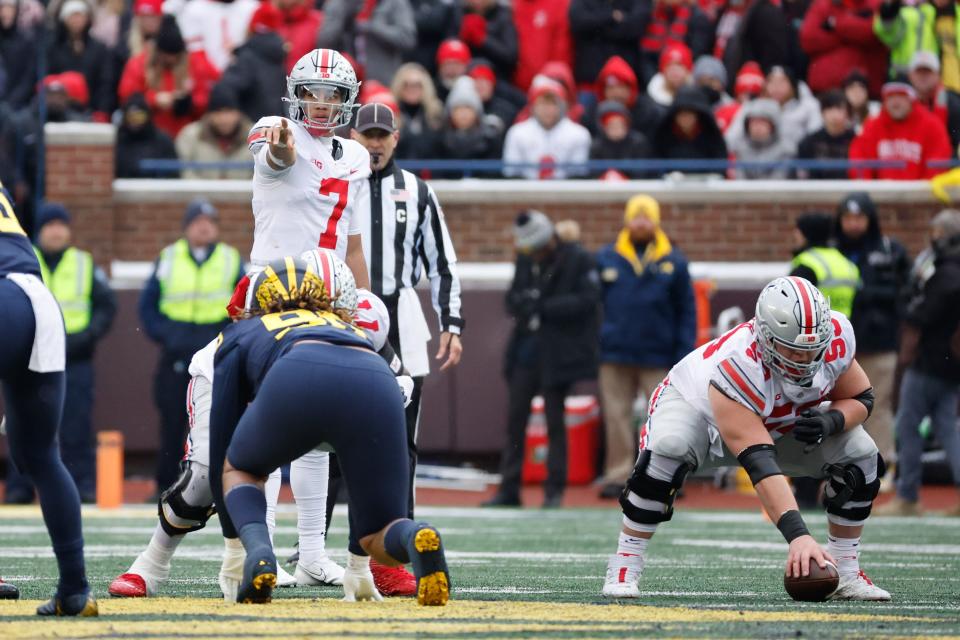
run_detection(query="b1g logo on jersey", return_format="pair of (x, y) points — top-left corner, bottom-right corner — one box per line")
(312, 159), (324, 171)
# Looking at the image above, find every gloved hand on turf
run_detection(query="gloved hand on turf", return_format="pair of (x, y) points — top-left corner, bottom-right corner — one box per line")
(343, 553), (382, 602)
(792, 408), (845, 445)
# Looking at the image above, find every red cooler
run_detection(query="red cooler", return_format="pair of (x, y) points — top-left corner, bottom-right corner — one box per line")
(521, 395), (600, 486)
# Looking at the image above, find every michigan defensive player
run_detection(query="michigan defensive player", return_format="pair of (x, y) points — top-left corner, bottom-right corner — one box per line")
(0, 182), (96, 616)
(603, 277), (891, 601)
(211, 256), (449, 606)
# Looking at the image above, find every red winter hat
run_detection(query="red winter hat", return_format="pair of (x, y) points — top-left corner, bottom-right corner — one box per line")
(134, 0), (163, 16)
(735, 61), (765, 98)
(468, 60), (496, 84)
(249, 1), (283, 34)
(659, 43), (693, 73)
(43, 72), (89, 107)
(436, 39), (471, 66)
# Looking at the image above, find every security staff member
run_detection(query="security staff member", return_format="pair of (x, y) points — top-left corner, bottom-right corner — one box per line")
(139, 198), (243, 494)
(4, 203), (116, 505)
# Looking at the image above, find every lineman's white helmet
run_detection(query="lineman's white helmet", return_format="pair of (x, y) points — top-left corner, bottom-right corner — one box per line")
(285, 48), (360, 130)
(299, 248), (358, 313)
(754, 276), (833, 386)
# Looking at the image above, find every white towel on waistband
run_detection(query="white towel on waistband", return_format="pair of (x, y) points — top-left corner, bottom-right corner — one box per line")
(397, 287), (431, 377)
(6, 273), (66, 373)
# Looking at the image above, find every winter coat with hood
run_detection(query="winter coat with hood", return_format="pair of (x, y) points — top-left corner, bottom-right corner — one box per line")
(218, 31), (286, 122)
(435, 76), (502, 178)
(799, 0), (886, 97)
(317, 0), (417, 85)
(795, 124), (856, 179)
(0, 1), (37, 110)
(512, 0), (573, 91)
(513, 61), (586, 126)
(114, 93), (179, 179)
(833, 192), (911, 354)
(725, 80), (822, 150)
(589, 102), (652, 178)
(585, 55), (666, 138)
(651, 87), (728, 174)
(727, 97), (797, 179)
(568, 0), (650, 85)
(46, 7), (116, 115)
(174, 113), (255, 180)
(848, 102), (952, 180)
(905, 229), (960, 382)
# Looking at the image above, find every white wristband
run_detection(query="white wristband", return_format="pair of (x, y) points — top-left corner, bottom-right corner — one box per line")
(266, 147), (290, 168)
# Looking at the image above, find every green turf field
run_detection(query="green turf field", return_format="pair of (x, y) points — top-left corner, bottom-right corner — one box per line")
(1, 504), (958, 638)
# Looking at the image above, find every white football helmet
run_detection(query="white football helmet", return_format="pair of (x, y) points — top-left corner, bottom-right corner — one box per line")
(754, 277), (833, 386)
(299, 248), (358, 313)
(285, 49), (360, 130)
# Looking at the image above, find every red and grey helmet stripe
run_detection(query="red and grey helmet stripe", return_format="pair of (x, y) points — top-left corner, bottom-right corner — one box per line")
(316, 248), (335, 296)
(788, 276), (818, 339)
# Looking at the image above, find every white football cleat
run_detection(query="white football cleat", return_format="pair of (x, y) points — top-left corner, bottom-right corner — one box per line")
(276, 565), (297, 588)
(295, 553), (345, 586)
(219, 538), (245, 602)
(602, 553), (645, 598)
(828, 570), (891, 601)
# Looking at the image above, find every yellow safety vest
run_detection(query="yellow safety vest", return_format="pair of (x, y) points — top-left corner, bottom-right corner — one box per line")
(157, 239), (240, 324)
(35, 246), (93, 334)
(791, 247), (860, 318)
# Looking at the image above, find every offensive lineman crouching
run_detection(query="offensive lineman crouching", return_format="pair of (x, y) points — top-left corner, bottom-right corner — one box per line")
(603, 277), (891, 601)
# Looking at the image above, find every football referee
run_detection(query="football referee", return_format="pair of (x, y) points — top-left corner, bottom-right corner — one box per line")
(351, 102), (465, 512)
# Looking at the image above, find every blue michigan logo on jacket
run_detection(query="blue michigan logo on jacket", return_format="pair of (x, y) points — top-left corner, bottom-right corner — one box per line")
(596, 226), (697, 368)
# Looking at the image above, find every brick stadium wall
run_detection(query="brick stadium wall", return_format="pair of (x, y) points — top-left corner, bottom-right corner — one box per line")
(46, 124), (946, 268)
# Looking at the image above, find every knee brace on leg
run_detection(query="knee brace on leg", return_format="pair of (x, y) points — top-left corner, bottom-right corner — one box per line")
(619, 450), (690, 526)
(158, 462), (216, 536)
(823, 453), (884, 525)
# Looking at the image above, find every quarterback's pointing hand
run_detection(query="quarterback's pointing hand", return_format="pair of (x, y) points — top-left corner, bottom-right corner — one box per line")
(266, 118), (296, 169)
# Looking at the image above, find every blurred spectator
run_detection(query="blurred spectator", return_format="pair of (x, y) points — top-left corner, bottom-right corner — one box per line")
(174, 84), (253, 180)
(275, 0), (323, 72)
(586, 55), (665, 139)
(218, 1), (286, 122)
(176, 0), (258, 72)
(568, 0), (648, 92)
(4, 203), (116, 505)
(114, 92), (179, 178)
(651, 86), (728, 175)
(391, 62), (443, 160)
(843, 69), (880, 133)
(87, 0), (124, 49)
(908, 51), (960, 152)
(406, 0), (457, 74)
(647, 42), (694, 107)
(874, 0), (960, 92)
(639, 0), (713, 86)
(726, 65), (821, 149)
(123, 0), (163, 59)
(139, 199), (242, 494)
(435, 38), (470, 101)
(727, 97), (796, 179)
(692, 54), (732, 110)
(713, 60), (764, 131)
(468, 58), (520, 133)
(721, 0), (793, 81)
(317, 0), (416, 85)
(455, 0), (518, 83)
(41, 72), (91, 122)
(502, 76), (591, 179)
(795, 89), (856, 180)
(512, 0), (572, 91)
(712, 0), (750, 63)
(594, 194), (694, 499)
(12, 0), (41, 33)
(483, 210), (600, 508)
(589, 100), (652, 178)
(118, 15), (221, 139)
(799, 0), (885, 98)
(790, 211), (859, 318)
(833, 192), (910, 479)
(434, 76), (501, 177)
(849, 78), (952, 179)
(517, 60), (584, 124)
(47, 0), (115, 119)
(0, 0), (37, 110)
(878, 209), (960, 517)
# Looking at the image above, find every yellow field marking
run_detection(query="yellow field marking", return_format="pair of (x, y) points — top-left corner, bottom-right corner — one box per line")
(0, 598), (950, 639)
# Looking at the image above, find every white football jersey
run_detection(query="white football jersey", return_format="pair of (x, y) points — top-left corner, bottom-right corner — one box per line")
(247, 116), (371, 266)
(669, 311), (857, 440)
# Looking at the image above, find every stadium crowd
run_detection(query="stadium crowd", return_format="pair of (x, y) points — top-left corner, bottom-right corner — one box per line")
(4, 0), (960, 215)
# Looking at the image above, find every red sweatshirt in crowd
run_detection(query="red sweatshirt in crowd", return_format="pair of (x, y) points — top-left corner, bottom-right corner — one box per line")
(277, 2), (324, 72)
(848, 104), (952, 179)
(512, 0), (573, 91)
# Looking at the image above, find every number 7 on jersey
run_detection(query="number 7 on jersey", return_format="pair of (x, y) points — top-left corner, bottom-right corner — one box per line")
(318, 177), (348, 250)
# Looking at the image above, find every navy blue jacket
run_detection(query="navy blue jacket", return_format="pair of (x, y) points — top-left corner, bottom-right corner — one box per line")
(596, 242), (696, 368)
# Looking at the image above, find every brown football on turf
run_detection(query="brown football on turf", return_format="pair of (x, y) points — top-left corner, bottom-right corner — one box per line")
(784, 561), (840, 602)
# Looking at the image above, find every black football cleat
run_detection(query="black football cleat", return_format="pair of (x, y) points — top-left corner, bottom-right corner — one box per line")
(237, 549), (277, 604)
(0, 579), (19, 600)
(407, 525), (450, 606)
(36, 591), (98, 616)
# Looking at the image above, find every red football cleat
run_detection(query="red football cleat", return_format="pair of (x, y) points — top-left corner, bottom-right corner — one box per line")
(108, 573), (148, 598)
(370, 559), (416, 597)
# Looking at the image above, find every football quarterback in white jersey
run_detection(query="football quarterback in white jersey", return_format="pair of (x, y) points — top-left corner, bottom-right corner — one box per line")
(602, 277), (891, 602)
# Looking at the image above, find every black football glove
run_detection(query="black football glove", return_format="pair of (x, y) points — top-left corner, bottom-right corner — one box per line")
(792, 408), (845, 445)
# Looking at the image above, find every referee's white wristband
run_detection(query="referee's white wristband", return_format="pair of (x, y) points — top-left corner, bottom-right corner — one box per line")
(266, 147), (290, 168)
